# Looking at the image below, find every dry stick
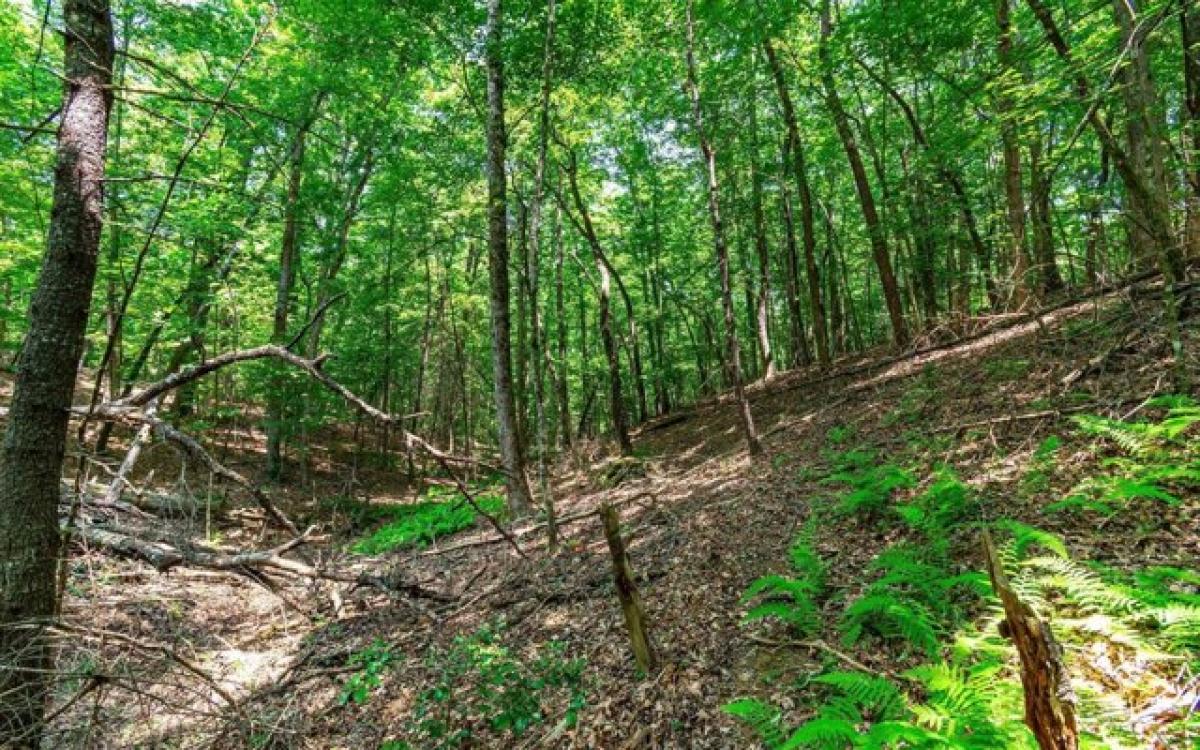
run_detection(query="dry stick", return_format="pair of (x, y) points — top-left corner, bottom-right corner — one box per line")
(743, 634), (901, 681)
(422, 491), (655, 556)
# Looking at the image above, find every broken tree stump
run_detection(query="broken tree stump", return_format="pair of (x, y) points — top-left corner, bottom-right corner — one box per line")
(601, 503), (658, 674)
(983, 531), (1078, 750)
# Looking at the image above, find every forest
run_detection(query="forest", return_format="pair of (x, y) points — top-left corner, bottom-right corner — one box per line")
(0, 0), (1198, 746)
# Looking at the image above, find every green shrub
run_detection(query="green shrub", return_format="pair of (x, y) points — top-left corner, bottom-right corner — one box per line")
(338, 640), (399, 706)
(742, 533), (828, 637)
(351, 487), (505, 554)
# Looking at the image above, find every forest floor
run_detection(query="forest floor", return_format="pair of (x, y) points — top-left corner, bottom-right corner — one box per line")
(30, 278), (1200, 748)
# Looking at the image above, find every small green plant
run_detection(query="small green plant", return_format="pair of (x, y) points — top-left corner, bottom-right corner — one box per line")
(338, 640), (399, 706)
(840, 544), (985, 656)
(822, 448), (914, 518)
(1021, 435), (1062, 496)
(1048, 398), (1200, 516)
(352, 486), (506, 554)
(825, 424), (854, 446)
(390, 624), (587, 749)
(741, 532), (828, 637)
(984, 357), (1031, 382)
(896, 468), (975, 539)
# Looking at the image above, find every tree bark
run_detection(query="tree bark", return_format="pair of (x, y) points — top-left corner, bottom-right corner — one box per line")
(747, 58), (776, 380)
(818, 0), (908, 347)
(485, 0), (534, 515)
(684, 0), (762, 456)
(0, 0), (114, 741)
(1029, 134), (1065, 294)
(560, 149), (634, 455)
(1182, 1), (1200, 260)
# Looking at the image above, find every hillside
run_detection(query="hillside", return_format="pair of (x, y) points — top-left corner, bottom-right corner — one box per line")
(43, 278), (1198, 748)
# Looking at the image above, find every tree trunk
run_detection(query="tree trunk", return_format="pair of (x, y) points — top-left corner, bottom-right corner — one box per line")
(1112, 0), (1175, 273)
(764, 38), (829, 366)
(818, 0), (908, 347)
(0, 0), (114, 741)
(561, 150), (634, 456)
(554, 202), (572, 451)
(1183, 1), (1200, 261)
(747, 59), (776, 380)
(265, 115), (309, 479)
(998, 0), (1034, 309)
(778, 143), (812, 368)
(684, 0), (762, 456)
(1029, 135), (1065, 294)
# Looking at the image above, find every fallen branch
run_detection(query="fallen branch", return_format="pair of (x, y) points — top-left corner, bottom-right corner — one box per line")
(72, 523), (453, 601)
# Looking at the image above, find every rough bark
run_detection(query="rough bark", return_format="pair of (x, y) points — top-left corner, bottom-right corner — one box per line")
(601, 505), (657, 674)
(684, 0), (763, 456)
(747, 60), (776, 380)
(485, 0), (534, 515)
(0, 0), (114, 741)
(818, 0), (908, 346)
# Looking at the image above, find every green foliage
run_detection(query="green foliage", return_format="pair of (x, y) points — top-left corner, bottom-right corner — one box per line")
(1049, 399), (1200, 516)
(389, 624), (587, 749)
(351, 487), (506, 554)
(983, 357), (1031, 383)
(742, 534), (828, 637)
(338, 640), (399, 706)
(896, 469), (975, 539)
(822, 449), (915, 518)
(1021, 435), (1062, 496)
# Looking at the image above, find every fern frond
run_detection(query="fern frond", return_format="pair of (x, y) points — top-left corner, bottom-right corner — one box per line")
(995, 520), (1069, 559)
(812, 671), (905, 720)
(723, 698), (786, 749)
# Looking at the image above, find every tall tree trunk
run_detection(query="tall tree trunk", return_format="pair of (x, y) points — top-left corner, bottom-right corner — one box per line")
(998, 0), (1034, 308)
(528, 0), (556, 507)
(485, 0), (534, 515)
(560, 150), (634, 455)
(684, 0), (762, 456)
(553, 202), (572, 451)
(818, 0), (908, 347)
(0, 0), (113, 741)
(763, 38), (828, 366)
(778, 143), (812, 368)
(265, 116), (309, 479)
(1086, 137), (1111, 285)
(1029, 134), (1065, 294)
(747, 58), (776, 379)
(1112, 0), (1175, 273)
(1182, 1), (1200, 260)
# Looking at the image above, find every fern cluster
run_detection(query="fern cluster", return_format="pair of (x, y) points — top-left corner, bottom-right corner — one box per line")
(1052, 396), (1200, 516)
(742, 531), (829, 637)
(840, 544), (986, 657)
(822, 448), (915, 517)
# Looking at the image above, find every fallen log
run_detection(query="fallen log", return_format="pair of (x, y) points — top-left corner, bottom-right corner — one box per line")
(73, 524), (453, 602)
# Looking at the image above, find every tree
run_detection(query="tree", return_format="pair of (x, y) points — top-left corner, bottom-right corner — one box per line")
(484, 0), (534, 516)
(684, 0), (763, 457)
(0, 0), (114, 741)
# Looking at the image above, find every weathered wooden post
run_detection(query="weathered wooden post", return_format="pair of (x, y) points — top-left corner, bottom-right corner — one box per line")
(601, 503), (658, 674)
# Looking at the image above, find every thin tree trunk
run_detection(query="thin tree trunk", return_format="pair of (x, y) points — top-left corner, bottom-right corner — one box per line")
(0, 0), (114, 740)
(763, 38), (829, 366)
(778, 143), (812, 368)
(818, 0), (908, 347)
(1182, 1), (1200, 260)
(1029, 134), (1065, 294)
(560, 150), (634, 455)
(265, 115), (309, 479)
(998, 0), (1034, 309)
(554, 202), (572, 451)
(485, 0), (534, 514)
(684, 0), (762, 456)
(747, 57), (776, 379)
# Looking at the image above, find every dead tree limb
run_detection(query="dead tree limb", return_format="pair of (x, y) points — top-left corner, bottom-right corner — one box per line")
(601, 503), (658, 674)
(983, 531), (1079, 750)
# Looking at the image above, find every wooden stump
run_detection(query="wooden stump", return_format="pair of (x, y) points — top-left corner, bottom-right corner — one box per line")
(601, 504), (658, 674)
(983, 531), (1078, 750)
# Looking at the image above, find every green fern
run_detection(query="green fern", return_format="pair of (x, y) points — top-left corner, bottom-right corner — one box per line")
(743, 537), (827, 637)
(722, 698), (785, 748)
(824, 455), (915, 517)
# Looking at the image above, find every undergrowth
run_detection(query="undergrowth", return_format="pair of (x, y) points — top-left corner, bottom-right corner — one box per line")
(346, 485), (506, 554)
(731, 397), (1200, 749)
